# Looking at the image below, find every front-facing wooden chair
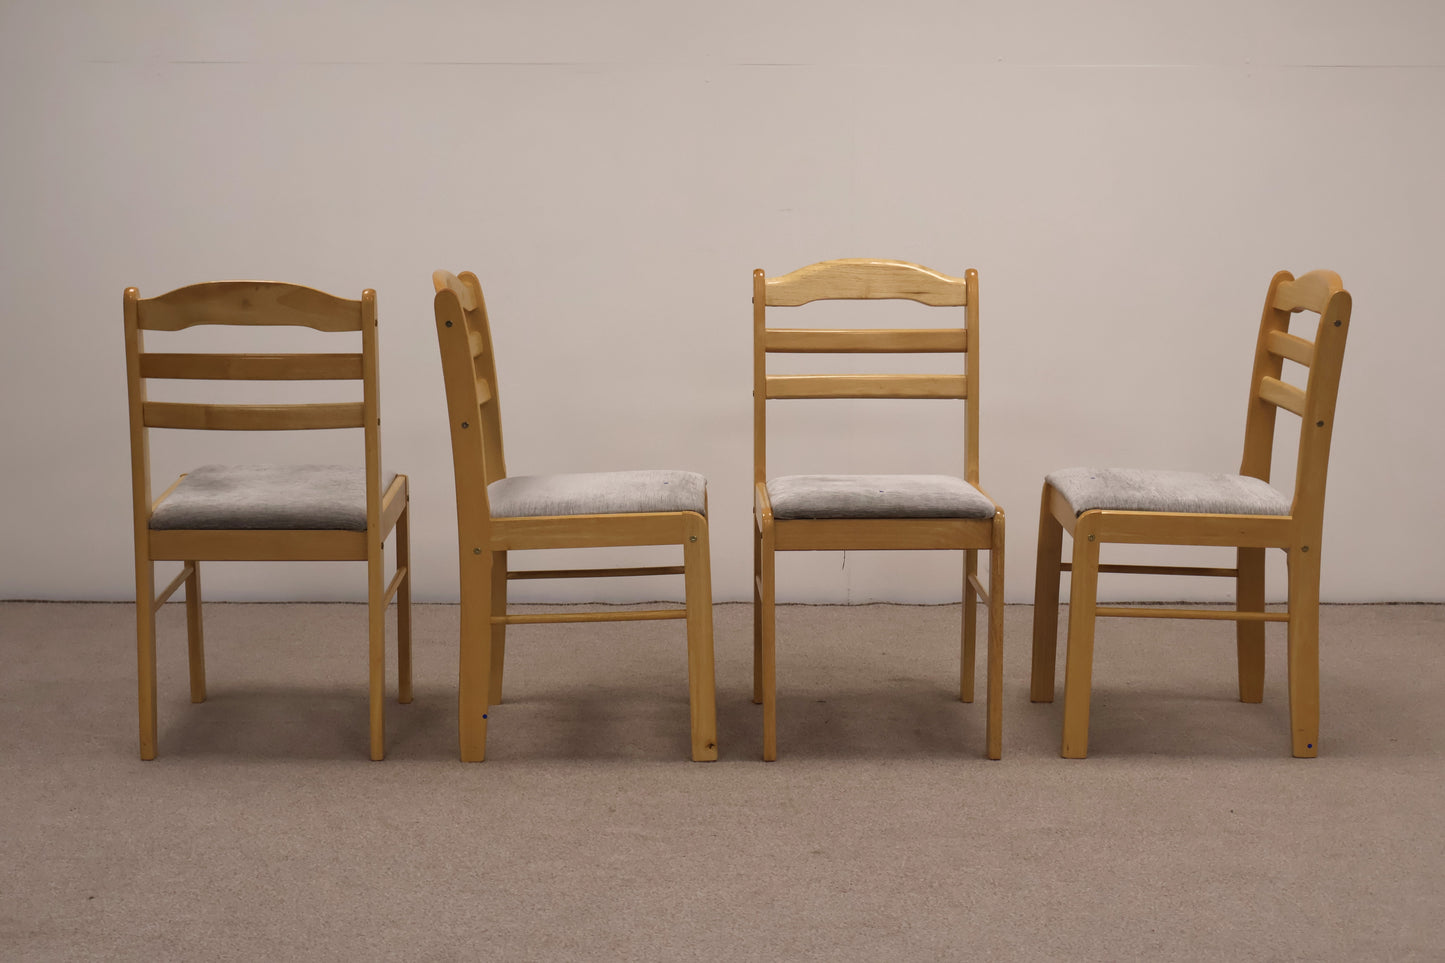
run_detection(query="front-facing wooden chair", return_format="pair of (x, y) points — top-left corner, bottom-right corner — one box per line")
(1030, 270), (1352, 758)
(123, 281), (411, 761)
(432, 270), (717, 763)
(753, 259), (1004, 761)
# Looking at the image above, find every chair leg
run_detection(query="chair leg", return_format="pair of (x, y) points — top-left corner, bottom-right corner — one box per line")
(985, 511), (1005, 760)
(489, 550), (507, 706)
(1236, 546), (1266, 704)
(683, 518), (718, 762)
(759, 519), (778, 762)
(960, 549), (978, 703)
(1060, 521), (1100, 758)
(1286, 545), (1322, 758)
(367, 546), (387, 761)
(459, 549), (492, 762)
(1030, 482), (1064, 702)
(184, 560), (206, 704)
(752, 522), (763, 705)
(397, 503), (413, 705)
(136, 558), (158, 761)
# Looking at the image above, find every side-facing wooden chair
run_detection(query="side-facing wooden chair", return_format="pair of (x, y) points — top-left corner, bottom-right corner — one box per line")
(1030, 270), (1352, 758)
(432, 270), (717, 762)
(753, 259), (1004, 761)
(124, 281), (411, 761)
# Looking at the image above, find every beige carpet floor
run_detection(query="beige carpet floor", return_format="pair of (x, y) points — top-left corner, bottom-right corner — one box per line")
(1, 601), (1441, 961)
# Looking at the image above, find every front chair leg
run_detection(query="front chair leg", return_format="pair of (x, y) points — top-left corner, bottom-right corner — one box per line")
(1236, 546), (1266, 704)
(683, 518), (718, 762)
(489, 550), (507, 706)
(1286, 544), (1322, 758)
(1060, 520), (1101, 759)
(985, 510), (1005, 760)
(1030, 482), (1065, 702)
(184, 560), (206, 703)
(397, 501), (413, 705)
(961, 549), (978, 703)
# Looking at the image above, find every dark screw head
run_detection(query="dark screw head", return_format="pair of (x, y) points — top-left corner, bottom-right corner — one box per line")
(461, 422), (469, 429)
(1316, 420), (1324, 427)
(1301, 546), (1310, 553)
(473, 548), (481, 555)
(445, 320), (453, 327)
(1334, 319), (1342, 326)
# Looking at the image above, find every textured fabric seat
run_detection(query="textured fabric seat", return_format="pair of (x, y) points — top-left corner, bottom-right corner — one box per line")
(150, 464), (396, 531)
(1046, 467), (1291, 517)
(767, 473), (996, 520)
(488, 470), (706, 518)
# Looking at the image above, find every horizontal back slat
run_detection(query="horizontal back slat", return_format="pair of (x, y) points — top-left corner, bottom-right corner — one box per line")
(468, 329), (486, 358)
(766, 373), (968, 400)
(1258, 376), (1306, 416)
(136, 282), (363, 332)
(765, 259), (969, 307)
(765, 328), (968, 353)
(142, 401), (366, 430)
(1265, 331), (1315, 368)
(139, 353), (363, 380)
(475, 375), (492, 405)
(1273, 270), (1343, 314)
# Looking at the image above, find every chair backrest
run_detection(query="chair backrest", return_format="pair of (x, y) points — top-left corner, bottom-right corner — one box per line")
(1239, 270), (1353, 531)
(432, 270), (507, 533)
(123, 281), (382, 528)
(753, 258), (979, 485)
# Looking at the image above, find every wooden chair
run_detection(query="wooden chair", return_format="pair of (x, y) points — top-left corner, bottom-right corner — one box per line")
(124, 282), (411, 761)
(432, 270), (717, 763)
(1030, 270), (1352, 758)
(753, 259), (1004, 761)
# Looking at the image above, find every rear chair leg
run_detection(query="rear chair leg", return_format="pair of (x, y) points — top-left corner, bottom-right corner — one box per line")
(459, 549), (492, 762)
(136, 559), (158, 760)
(759, 520), (778, 762)
(1286, 545), (1321, 758)
(1236, 546), (1266, 703)
(368, 547), (387, 761)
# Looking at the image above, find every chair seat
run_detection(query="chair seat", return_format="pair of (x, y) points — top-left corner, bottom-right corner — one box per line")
(1047, 467), (1291, 516)
(488, 470), (707, 518)
(767, 474), (996, 520)
(150, 464), (395, 532)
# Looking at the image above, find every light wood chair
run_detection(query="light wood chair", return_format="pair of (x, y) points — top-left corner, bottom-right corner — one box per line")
(124, 281), (411, 761)
(753, 259), (1004, 761)
(432, 270), (717, 763)
(1030, 270), (1353, 758)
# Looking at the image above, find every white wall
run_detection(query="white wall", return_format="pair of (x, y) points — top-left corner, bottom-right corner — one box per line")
(2, 1), (1441, 604)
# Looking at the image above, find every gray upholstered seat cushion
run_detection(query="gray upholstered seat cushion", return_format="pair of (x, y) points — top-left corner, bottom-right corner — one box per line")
(1047, 467), (1291, 516)
(767, 474), (996, 520)
(150, 464), (397, 531)
(488, 470), (707, 518)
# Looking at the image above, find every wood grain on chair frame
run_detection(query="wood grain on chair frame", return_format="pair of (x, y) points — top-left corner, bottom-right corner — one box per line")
(123, 281), (411, 761)
(1029, 270), (1352, 758)
(753, 259), (1005, 761)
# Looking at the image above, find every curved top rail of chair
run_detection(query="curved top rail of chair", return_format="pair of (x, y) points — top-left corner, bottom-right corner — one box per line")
(129, 281), (368, 332)
(1273, 270), (1344, 314)
(763, 258), (972, 307)
(432, 270), (479, 311)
